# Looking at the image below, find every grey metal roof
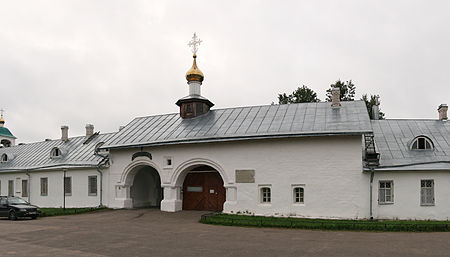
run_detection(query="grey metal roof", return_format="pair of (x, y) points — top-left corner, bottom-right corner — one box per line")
(371, 119), (450, 170)
(0, 133), (115, 172)
(102, 101), (372, 149)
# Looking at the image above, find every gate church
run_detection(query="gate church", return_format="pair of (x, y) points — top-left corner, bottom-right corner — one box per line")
(1, 34), (449, 220)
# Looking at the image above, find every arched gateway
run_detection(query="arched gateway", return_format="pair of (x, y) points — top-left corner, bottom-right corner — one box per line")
(122, 161), (163, 208)
(181, 165), (225, 211)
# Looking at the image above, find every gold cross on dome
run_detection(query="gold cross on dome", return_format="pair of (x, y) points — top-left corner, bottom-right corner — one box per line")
(188, 33), (202, 55)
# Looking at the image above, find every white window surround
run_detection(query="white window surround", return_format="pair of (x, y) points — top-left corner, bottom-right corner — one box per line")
(163, 156), (173, 169)
(258, 185), (271, 204)
(64, 177), (72, 196)
(292, 184), (305, 205)
(88, 176), (98, 196)
(40, 177), (48, 196)
(378, 180), (394, 204)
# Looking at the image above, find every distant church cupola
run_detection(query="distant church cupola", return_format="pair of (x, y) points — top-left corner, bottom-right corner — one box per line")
(176, 33), (214, 119)
(0, 109), (17, 147)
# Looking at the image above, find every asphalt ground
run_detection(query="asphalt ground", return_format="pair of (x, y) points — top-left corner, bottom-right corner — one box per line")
(0, 209), (449, 257)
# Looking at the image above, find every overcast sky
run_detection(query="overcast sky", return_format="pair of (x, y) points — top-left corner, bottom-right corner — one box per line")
(1, 0), (449, 143)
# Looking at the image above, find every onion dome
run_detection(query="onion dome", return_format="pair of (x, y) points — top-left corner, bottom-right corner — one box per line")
(185, 54), (204, 82)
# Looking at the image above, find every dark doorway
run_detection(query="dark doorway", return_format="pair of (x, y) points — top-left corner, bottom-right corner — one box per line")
(130, 166), (162, 208)
(182, 171), (225, 211)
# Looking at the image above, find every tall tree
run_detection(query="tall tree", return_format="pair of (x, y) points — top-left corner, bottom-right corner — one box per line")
(362, 94), (385, 119)
(278, 85), (320, 104)
(325, 80), (356, 101)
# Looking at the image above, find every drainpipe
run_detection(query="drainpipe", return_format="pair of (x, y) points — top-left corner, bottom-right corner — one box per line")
(63, 169), (67, 210)
(94, 150), (109, 208)
(369, 167), (375, 220)
(26, 170), (31, 203)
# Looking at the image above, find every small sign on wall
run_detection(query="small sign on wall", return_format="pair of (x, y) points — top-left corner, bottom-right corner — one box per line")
(235, 170), (255, 183)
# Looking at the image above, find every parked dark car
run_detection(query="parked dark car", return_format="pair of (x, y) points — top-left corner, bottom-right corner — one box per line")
(0, 196), (41, 220)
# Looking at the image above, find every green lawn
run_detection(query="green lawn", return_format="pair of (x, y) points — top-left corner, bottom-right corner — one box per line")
(40, 207), (108, 217)
(201, 213), (450, 232)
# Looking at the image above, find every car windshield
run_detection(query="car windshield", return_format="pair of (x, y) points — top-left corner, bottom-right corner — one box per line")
(8, 197), (28, 205)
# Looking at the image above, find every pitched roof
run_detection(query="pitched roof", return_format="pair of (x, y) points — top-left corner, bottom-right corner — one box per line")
(371, 119), (450, 170)
(0, 133), (115, 172)
(0, 127), (16, 139)
(102, 101), (372, 149)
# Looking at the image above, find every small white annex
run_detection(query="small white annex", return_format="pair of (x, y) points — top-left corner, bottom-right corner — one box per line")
(0, 48), (449, 220)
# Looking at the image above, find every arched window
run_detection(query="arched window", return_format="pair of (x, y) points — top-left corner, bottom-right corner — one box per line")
(411, 136), (434, 150)
(0, 139), (11, 148)
(51, 147), (62, 158)
(1, 153), (7, 162)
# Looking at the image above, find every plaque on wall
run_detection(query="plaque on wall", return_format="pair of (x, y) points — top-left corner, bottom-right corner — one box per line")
(235, 170), (255, 183)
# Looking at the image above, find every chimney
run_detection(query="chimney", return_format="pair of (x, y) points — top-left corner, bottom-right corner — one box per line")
(372, 96), (380, 120)
(331, 87), (341, 107)
(85, 124), (94, 137)
(438, 104), (448, 120)
(61, 126), (69, 142)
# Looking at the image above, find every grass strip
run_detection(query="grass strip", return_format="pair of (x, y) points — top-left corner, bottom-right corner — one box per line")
(40, 207), (108, 217)
(200, 213), (450, 232)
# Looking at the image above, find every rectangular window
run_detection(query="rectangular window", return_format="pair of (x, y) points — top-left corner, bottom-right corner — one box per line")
(260, 187), (271, 203)
(64, 177), (72, 196)
(378, 181), (393, 204)
(22, 180), (28, 197)
(421, 179), (434, 206)
(88, 176), (97, 196)
(293, 187), (304, 203)
(40, 178), (48, 196)
(8, 180), (14, 196)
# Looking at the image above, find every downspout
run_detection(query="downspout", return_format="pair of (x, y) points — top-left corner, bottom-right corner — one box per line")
(63, 169), (67, 210)
(369, 167), (375, 220)
(26, 170), (31, 203)
(94, 149), (109, 208)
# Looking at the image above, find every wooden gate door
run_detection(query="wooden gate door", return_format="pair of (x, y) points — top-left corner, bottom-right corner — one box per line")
(183, 172), (225, 211)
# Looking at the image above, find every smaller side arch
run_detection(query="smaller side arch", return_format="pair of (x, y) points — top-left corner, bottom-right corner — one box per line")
(120, 158), (163, 186)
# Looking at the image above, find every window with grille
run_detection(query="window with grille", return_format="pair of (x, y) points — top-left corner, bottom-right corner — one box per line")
(421, 179), (434, 206)
(88, 176), (97, 196)
(293, 187), (304, 203)
(40, 178), (48, 196)
(378, 181), (393, 204)
(411, 136), (433, 150)
(260, 187), (271, 203)
(64, 177), (72, 196)
(8, 180), (14, 196)
(22, 180), (28, 197)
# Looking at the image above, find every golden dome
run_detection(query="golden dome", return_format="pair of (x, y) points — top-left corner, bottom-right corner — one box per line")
(185, 54), (204, 82)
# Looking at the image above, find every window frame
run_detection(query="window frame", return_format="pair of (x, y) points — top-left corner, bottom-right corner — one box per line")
(420, 179), (435, 206)
(8, 180), (14, 197)
(259, 186), (271, 204)
(410, 136), (434, 150)
(50, 147), (62, 159)
(1, 154), (7, 162)
(292, 185), (305, 204)
(40, 177), (48, 196)
(88, 176), (98, 196)
(378, 180), (394, 204)
(22, 179), (28, 198)
(64, 177), (72, 196)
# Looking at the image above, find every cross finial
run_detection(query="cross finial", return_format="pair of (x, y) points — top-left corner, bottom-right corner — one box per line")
(0, 109), (4, 118)
(188, 33), (202, 55)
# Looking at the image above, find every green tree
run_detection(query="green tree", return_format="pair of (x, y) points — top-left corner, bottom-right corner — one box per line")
(325, 80), (356, 101)
(278, 85), (320, 104)
(361, 94), (385, 120)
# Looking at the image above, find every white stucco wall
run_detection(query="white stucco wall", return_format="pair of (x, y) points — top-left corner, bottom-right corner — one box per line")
(0, 168), (106, 208)
(373, 171), (450, 220)
(107, 135), (370, 219)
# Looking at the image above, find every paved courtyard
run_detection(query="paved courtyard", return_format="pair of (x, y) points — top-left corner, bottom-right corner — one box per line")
(0, 209), (449, 257)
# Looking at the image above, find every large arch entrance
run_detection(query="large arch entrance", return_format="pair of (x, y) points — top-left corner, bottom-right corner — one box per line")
(127, 165), (162, 208)
(182, 165), (226, 211)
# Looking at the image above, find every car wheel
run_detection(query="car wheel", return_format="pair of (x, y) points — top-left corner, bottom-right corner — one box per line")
(8, 211), (17, 221)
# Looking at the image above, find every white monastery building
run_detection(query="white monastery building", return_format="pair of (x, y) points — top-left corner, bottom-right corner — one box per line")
(0, 35), (449, 220)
